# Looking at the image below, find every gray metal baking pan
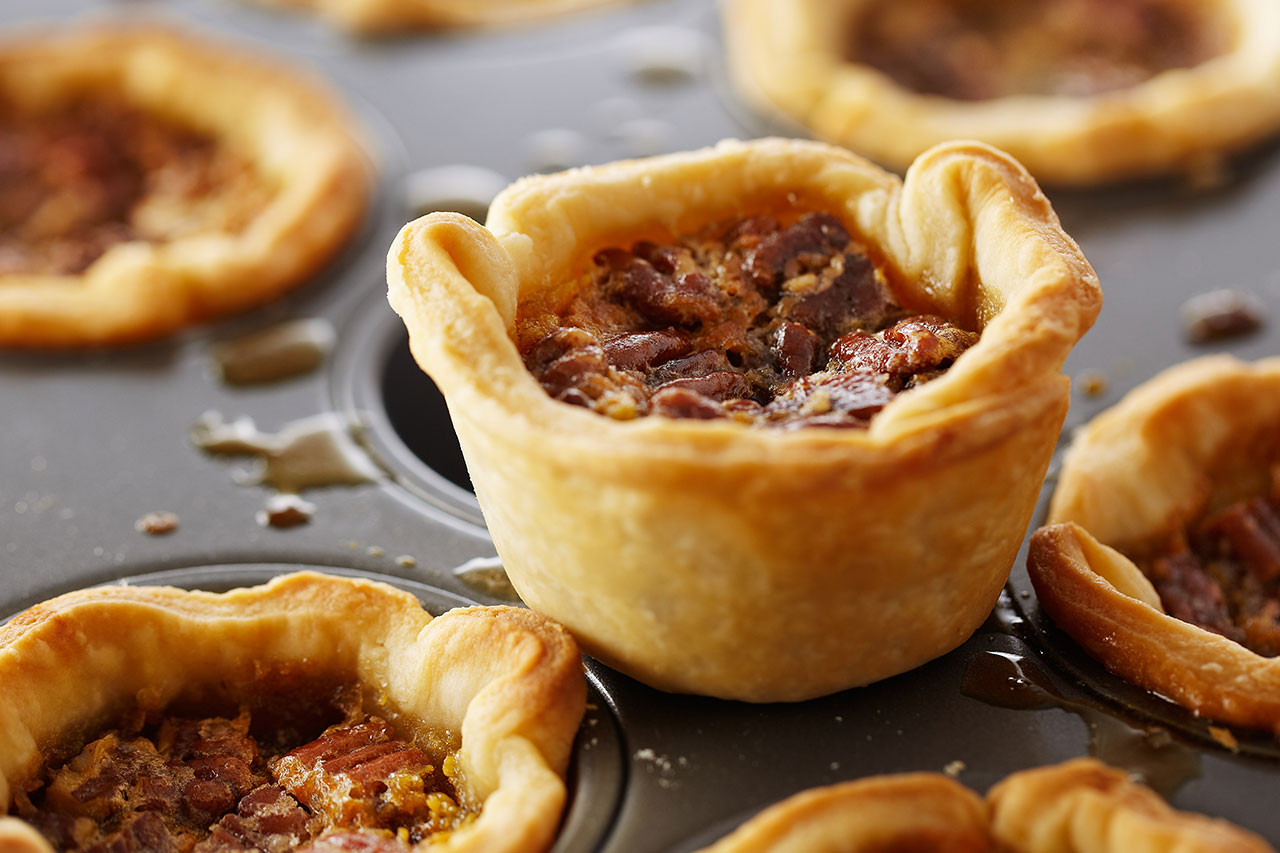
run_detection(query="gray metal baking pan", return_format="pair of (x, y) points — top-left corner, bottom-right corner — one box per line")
(3, 0), (1280, 849)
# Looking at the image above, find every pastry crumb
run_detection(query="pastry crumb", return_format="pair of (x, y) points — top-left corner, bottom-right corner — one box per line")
(1208, 726), (1239, 752)
(943, 760), (966, 777)
(256, 493), (315, 529)
(134, 511), (179, 536)
(395, 554), (417, 567)
(367, 545), (385, 557)
(1181, 289), (1265, 343)
(1076, 370), (1109, 397)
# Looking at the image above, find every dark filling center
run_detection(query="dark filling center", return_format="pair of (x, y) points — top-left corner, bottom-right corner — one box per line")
(848, 0), (1224, 101)
(0, 97), (267, 277)
(520, 212), (977, 428)
(10, 681), (473, 852)
(1141, 468), (1280, 656)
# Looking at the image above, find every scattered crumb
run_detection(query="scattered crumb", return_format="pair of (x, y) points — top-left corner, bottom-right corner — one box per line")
(1076, 370), (1109, 398)
(829, 761), (840, 771)
(395, 555), (417, 567)
(1208, 726), (1239, 752)
(943, 760), (967, 777)
(1181, 289), (1265, 343)
(256, 494), (315, 529)
(134, 511), (179, 536)
(367, 545), (385, 557)
(343, 540), (359, 550)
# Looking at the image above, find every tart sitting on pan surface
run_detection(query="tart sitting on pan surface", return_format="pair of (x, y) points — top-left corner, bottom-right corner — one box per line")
(697, 758), (1274, 852)
(0, 572), (586, 852)
(723, 0), (1280, 185)
(1029, 355), (1280, 735)
(387, 137), (1101, 702)
(244, 0), (629, 34)
(0, 27), (370, 348)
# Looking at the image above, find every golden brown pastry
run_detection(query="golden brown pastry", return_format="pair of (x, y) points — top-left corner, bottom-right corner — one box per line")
(723, 0), (1280, 185)
(697, 758), (1274, 852)
(1029, 355), (1280, 734)
(0, 27), (370, 348)
(387, 137), (1101, 701)
(245, 0), (628, 34)
(0, 572), (586, 852)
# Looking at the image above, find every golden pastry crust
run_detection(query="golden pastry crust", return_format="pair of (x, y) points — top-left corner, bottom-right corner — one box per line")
(246, 0), (628, 34)
(1029, 355), (1280, 734)
(0, 572), (586, 852)
(0, 27), (371, 348)
(697, 759), (1274, 853)
(694, 773), (992, 852)
(387, 137), (1101, 701)
(723, 0), (1280, 185)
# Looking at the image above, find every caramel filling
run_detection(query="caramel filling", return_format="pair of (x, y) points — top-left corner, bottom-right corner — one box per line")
(520, 213), (977, 428)
(0, 98), (269, 277)
(848, 0), (1225, 101)
(11, 682), (475, 852)
(1141, 468), (1280, 656)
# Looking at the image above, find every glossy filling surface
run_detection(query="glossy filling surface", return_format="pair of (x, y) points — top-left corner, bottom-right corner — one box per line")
(848, 0), (1225, 100)
(1142, 468), (1280, 656)
(10, 681), (474, 852)
(520, 213), (976, 428)
(0, 98), (268, 276)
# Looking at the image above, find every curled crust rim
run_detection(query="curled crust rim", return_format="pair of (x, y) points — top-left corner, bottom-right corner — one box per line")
(387, 136), (1101, 466)
(0, 571), (586, 853)
(0, 26), (372, 348)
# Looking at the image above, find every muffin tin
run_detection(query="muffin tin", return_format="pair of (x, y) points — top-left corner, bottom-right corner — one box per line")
(3, 0), (1280, 849)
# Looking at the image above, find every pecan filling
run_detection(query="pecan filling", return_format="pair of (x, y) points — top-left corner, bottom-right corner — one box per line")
(520, 212), (977, 428)
(0, 98), (269, 277)
(1141, 468), (1280, 656)
(10, 685), (474, 852)
(848, 0), (1225, 101)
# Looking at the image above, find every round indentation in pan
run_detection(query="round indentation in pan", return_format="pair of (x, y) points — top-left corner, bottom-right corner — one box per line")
(1, 563), (628, 853)
(330, 293), (484, 528)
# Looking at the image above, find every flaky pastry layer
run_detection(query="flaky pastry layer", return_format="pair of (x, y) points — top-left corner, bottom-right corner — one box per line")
(698, 758), (1273, 852)
(387, 137), (1100, 701)
(0, 26), (371, 348)
(723, 0), (1280, 185)
(1030, 355), (1280, 734)
(0, 572), (586, 852)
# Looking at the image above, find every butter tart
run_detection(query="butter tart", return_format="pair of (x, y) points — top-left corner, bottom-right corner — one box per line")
(723, 0), (1280, 185)
(245, 0), (627, 34)
(387, 137), (1101, 701)
(698, 758), (1270, 852)
(0, 572), (586, 852)
(0, 27), (370, 348)
(1029, 355), (1280, 734)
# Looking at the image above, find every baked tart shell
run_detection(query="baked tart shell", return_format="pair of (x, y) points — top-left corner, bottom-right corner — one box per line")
(723, 0), (1280, 186)
(1029, 355), (1280, 734)
(697, 758), (1274, 852)
(0, 26), (371, 348)
(0, 572), (586, 852)
(388, 137), (1101, 702)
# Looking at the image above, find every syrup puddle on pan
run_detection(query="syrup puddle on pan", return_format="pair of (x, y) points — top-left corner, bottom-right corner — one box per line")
(961, 648), (1201, 797)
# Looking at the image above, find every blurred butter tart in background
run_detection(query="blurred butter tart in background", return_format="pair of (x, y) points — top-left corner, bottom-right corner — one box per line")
(244, 0), (631, 34)
(0, 573), (586, 853)
(0, 27), (370, 348)
(388, 137), (1101, 702)
(1030, 355), (1280, 736)
(724, 0), (1280, 185)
